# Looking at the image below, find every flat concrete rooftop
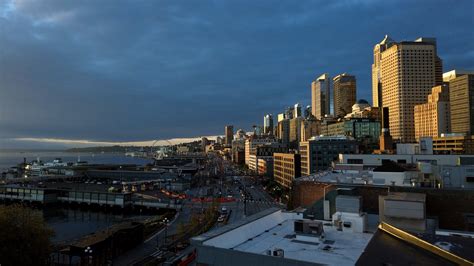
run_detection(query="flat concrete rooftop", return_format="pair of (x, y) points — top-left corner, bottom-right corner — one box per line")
(232, 218), (373, 265)
(195, 209), (373, 265)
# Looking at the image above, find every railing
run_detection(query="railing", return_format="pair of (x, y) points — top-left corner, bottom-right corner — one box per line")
(378, 222), (473, 266)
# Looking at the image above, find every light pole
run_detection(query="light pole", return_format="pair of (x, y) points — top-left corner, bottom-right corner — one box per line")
(84, 246), (93, 265)
(162, 217), (170, 246)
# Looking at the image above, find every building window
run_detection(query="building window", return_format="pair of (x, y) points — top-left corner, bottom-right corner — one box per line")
(348, 159), (363, 164)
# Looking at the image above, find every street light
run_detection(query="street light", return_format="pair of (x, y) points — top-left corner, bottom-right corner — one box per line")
(84, 246), (93, 265)
(162, 218), (170, 245)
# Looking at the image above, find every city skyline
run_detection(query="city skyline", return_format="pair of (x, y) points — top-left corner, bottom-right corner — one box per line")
(1, 0), (473, 148)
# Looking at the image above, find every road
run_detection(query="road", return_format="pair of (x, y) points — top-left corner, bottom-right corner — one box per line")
(113, 174), (283, 265)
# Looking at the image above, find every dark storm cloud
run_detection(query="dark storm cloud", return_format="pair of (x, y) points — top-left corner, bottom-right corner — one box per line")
(0, 0), (473, 145)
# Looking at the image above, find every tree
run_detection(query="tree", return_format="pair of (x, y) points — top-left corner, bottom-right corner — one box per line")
(0, 204), (54, 266)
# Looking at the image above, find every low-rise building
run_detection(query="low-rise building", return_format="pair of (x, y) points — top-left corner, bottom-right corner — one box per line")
(300, 136), (358, 176)
(320, 119), (380, 153)
(191, 209), (373, 266)
(338, 153), (474, 168)
(273, 153), (301, 188)
(432, 134), (474, 154)
(192, 207), (473, 266)
(257, 157), (273, 177)
(248, 145), (288, 173)
(245, 136), (279, 166)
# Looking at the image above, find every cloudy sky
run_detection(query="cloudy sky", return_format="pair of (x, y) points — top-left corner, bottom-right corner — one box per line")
(0, 0), (473, 148)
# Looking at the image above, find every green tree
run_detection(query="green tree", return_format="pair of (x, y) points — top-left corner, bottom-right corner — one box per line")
(0, 204), (54, 266)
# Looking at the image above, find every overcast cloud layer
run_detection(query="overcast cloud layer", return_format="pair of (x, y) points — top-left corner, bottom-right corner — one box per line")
(0, 0), (473, 148)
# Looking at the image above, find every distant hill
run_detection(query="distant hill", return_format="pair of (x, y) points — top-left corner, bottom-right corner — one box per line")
(66, 145), (141, 153)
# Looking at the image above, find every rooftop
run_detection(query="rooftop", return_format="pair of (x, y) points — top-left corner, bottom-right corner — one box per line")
(384, 192), (426, 202)
(296, 170), (373, 185)
(194, 209), (373, 265)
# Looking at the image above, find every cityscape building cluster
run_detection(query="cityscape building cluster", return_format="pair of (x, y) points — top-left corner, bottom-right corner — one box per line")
(205, 35), (474, 192)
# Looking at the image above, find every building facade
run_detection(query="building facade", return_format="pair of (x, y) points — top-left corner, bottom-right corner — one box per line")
(277, 118), (290, 145)
(289, 117), (303, 149)
(225, 125), (234, 145)
(300, 116), (320, 142)
(333, 73), (357, 118)
(257, 158), (273, 177)
(449, 74), (474, 135)
(432, 135), (474, 155)
(248, 145), (289, 172)
(231, 139), (246, 165)
(372, 35), (395, 108)
(414, 84), (450, 139)
(311, 73), (331, 119)
(263, 114), (274, 135)
(273, 153), (301, 188)
(378, 37), (442, 143)
(319, 119), (380, 152)
(300, 136), (358, 176)
(244, 137), (280, 166)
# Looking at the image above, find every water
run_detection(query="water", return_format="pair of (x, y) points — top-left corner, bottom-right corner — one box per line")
(0, 151), (155, 243)
(0, 150), (153, 172)
(42, 207), (153, 244)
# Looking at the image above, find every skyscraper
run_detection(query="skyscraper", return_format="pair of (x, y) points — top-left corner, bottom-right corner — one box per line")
(263, 114), (274, 135)
(372, 35), (395, 108)
(294, 103), (302, 118)
(333, 73), (356, 118)
(304, 105), (312, 119)
(277, 119), (290, 145)
(311, 73), (331, 119)
(449, 73), (474, 135)
(378, 37), (442, 143)
(224, 125), (234, 145)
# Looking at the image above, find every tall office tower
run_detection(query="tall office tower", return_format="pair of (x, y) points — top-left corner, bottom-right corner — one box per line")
(224, 125), (234, 145)
(277, 113), (286, 122)
(333, 73), (357, 118)
(416, 38), (443, 86)
(304, 105), (312, 119)
(285, 106), (294, 119)
(263, 114), (274, 135)
(372, 35), (395, 108)
(449, 73), (474, 135)
(379, 37), (442, 143)
(294, 103), (302, 118)
(311, 73), (331, 119)
(414, 84), (450, 139)
(277, 119), (290, 145)
(289, 117), (303, 148)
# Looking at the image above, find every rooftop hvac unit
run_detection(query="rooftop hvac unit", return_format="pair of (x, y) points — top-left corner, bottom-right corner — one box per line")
(294, 220), (324, 236)
(273, 248), (284, 257)
(336, 195), (361, 213)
